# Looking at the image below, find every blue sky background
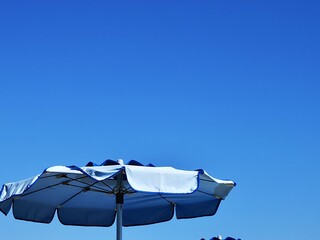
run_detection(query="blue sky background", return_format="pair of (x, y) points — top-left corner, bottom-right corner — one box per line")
(0, 1), (319, 239)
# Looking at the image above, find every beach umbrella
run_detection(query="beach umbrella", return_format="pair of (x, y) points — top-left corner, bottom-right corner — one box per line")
(0, 159), (235, 240)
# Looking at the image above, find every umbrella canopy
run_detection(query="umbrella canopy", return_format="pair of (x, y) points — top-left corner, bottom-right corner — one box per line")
(0, 159), (235, 240)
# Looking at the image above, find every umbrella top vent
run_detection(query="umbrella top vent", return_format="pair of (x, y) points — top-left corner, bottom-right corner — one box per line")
(85, 159), (155, 167)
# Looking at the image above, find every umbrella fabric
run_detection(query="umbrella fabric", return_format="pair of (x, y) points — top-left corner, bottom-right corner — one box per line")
(0, 160), (235, 227)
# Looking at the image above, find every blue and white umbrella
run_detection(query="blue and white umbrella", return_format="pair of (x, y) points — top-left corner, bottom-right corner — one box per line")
(0, 159), (235, 240)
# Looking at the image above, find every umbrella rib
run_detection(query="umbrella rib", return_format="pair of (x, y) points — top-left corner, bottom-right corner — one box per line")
(197, 189), (221, 199)
(99, 179), (136, 195)
(99, 179), (135, 194)
(200, 178), (234, 186)
(18, 176), (90, 198)
(100, 180), (117, 193)
(123, 188), (135, 194)
(67, 178), (114, 193)
(159, 194), (175, 205)
(18, 179), (78, 198)
(63, 183), (113, 194)
(57, 181), (100, 208)
(122, 185), (136, 194)
(199, 178), (220, 183)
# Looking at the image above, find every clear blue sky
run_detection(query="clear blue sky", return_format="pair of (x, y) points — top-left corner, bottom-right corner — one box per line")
(0, 1), (319, 239)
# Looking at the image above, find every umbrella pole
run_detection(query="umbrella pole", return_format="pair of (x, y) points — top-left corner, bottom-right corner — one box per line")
(116, 202), (123, 240)
(116, 192), (124, 240)
(116, 161), (124, 240)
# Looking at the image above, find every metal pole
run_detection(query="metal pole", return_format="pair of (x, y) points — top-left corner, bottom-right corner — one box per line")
(116, 160), (124, 240)
(116, 202), (123, 240)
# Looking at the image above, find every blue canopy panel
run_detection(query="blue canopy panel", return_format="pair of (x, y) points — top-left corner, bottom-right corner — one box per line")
(122, 192), (221, 226)
(123, 193), (173, 226)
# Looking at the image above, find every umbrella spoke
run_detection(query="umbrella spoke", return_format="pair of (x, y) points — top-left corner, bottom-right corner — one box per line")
(99, 180), (116, 192)
(99, 178), (135, 195)
(197, 189), (221, 198)
(18, 175), (116, 200)
(159, 194), (175, 205)
(57, 181), (102, 209)
(18, 180), (74, 198)
(60, 183), (113, 194)
(122, 185), (136, 195)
